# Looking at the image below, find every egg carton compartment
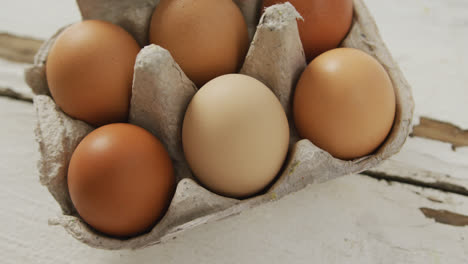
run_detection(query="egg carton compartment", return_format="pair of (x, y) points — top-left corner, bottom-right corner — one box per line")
(25, 0), (414, 249)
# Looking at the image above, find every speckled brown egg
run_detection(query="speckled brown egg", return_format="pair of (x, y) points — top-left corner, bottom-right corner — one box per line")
(149, 0), (249, 87)
(67, 123), (175, 237)
(46, 20), (140, 127)
(293, 48), (396, 160)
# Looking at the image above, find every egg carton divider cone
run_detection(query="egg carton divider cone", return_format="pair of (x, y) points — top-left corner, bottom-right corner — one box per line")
(25, 0), (414, 249)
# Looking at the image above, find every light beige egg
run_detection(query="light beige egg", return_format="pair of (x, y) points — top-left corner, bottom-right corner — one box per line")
(182, 74), (290, 198)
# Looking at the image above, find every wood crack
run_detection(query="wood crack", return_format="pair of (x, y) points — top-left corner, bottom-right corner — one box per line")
(362, 170), (468, 197)
(0, 86), (33, 102)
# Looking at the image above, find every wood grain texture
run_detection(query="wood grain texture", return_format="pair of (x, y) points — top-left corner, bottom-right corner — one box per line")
(0, 33), (43, 64)
(420, 208), (468, 227)
(412, 117), (468, 150)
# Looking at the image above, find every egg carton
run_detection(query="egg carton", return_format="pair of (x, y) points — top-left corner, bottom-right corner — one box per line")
(25, 0), (414, 249)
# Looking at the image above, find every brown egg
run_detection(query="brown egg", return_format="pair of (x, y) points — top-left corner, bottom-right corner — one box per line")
(149, 0), (249, 87)
(46, 20), (140, 126)
(293, 48), (396, 160)
(182, 74), (289, 198)
(68, 123), (175, 237)
(262, 0), (353, 60)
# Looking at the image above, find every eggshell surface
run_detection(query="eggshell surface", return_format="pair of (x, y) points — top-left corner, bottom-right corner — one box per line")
(67, 123), (175, 237)
(149, 0), (249, 87)
(293, 48), (396, 160)
(262, 0), (353, 60)
(46, 20), (140, 126)
(182, 74), (289, 198)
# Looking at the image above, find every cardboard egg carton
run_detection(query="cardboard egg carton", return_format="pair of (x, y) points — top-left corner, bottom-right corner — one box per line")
(25, 0), (414, 249)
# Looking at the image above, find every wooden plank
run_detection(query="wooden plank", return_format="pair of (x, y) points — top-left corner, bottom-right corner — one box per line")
(391, 136), (468, 180)
(365, 159), (468, 196)
(367, 132), (468, 194)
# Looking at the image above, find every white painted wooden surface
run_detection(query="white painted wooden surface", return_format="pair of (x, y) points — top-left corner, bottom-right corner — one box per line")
(365, 0), (468, 183)
(1, 0), (468, 263)
(1, 99), (467, 263)
(0, 58), (32, 97)
(368, 0), (468, 128)
(0, 0), (80, 39)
